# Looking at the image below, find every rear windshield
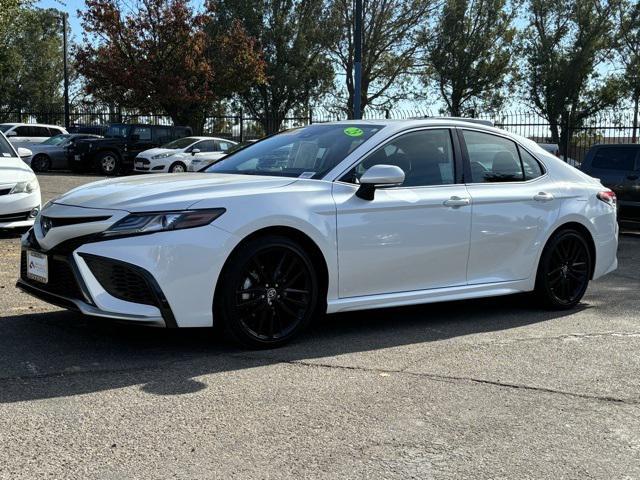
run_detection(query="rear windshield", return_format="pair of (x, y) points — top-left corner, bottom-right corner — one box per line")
(591, 147), (639, 171)
(204, 124), (383, 178)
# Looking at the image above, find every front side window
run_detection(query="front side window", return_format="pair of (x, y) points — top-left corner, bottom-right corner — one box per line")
(463, 130), (524, 183)
(592, 147), (638, 171)
(15, 126), (31, 136)
(132, 127), (152, 141)
(341, 129), (455, 186)
(105, 124), (130, 138)
(194, 140), (216, 152)
(32, 127), (51, 137)
(205, 124), (383, 178)
(163, 137), (198, 149)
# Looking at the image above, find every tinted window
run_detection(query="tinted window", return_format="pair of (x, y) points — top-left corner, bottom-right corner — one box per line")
(519, 147), (544, 180)
(194, 140), (216, 152)
(154, 126), (171, 143)
(15, 126), (31, 136)
(343, 129), (455, 186)
(132, 126), (152, 141)
(205, 124), (382, 178)
(591, 147), (638, 171)
(47, 127), (64, 136)
(463, 130), (523, 183)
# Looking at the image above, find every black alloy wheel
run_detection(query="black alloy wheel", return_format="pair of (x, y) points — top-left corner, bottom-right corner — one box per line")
(217, 235), (319, 348)
(31, 154), (51, 172)
(536, 229), (592, 309)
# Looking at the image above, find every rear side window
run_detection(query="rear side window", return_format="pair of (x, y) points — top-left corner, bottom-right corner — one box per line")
(15, 126), (30, 136)
(32, 126), (51, 137)
(216, 140), (233, 152)
(519, 147), (544, 180)
(463, 130), (524, 182)
(154, 126), (171, 143)
(132, 126), (152, 141)
(48, 127), (64, 136)
(591, 147), (638, 171)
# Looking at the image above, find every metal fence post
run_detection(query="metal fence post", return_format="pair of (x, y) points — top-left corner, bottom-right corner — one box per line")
(564, 112), (571, 163)
(239, 109), (244, 143)
(309, 107), (313, 125)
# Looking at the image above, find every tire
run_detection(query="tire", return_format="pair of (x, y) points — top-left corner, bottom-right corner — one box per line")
(215, 235), (320, 348)
(168, 161), (187, 173)
(97, 151), (120, 176)
(534, 229), (592, 309)
(31, 154), (51, 172)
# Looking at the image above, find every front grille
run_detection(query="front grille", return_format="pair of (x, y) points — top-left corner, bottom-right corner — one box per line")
(0, 188), (11, 196)
(83, 256), (157, 306)
(20, 251), (83, 299)
(41, 215), (111, 229)
(137, 159), (150, 165)
(0, 211), (31, 222)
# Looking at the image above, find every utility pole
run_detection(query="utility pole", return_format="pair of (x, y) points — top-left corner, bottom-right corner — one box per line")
(353, 0), (362, 120)
(62, 12), (70, 130)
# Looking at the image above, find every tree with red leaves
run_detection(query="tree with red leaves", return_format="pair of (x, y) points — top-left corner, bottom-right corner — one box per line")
(75, 0), (265, 131)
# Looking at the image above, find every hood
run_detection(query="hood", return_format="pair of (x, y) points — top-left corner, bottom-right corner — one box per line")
(136, 147), (177, 159)
(53, 173), (297, 212)
(29, 144), (61, 153)
(0, 157), (36, 184)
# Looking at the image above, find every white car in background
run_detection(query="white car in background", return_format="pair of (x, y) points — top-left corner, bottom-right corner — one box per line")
(134, 136), (237, 173)
(18, 120), (617, 348)
(0, 132), (41, 229)
(0, 123), (68, 146)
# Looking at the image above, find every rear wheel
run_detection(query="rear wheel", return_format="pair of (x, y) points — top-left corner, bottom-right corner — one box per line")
(169, 161), (187, 173)
(535, 229), (592, 309)
(216, 235), (319, 348)
(31, 154), (51, 172)
(97, 151), (120, 176)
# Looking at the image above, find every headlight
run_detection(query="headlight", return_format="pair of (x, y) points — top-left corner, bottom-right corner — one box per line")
(103, 209), (226, 237)
(10, 178), (39, 194)
(152, 152), (175, 160)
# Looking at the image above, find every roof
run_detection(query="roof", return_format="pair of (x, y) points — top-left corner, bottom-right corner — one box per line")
(0, 122), (67, 129)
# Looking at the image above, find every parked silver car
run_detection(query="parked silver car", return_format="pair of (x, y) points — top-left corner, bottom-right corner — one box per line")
(26, 134), (102, 172)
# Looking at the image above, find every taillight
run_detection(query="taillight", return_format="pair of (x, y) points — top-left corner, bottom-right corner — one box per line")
(597, 190), (616, 207)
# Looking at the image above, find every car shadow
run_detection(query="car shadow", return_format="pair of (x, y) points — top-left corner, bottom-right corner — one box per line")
(0, 294), (590, 404)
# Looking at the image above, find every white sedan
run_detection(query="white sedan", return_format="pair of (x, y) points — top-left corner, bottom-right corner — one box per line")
(18, 120), (618, 348)
(0, 132), (41, 229)
(134, 136), (237, 173)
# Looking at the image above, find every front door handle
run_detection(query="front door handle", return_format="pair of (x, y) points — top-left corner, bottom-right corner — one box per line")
(533, 192), (554, 202)
(443, 196), (471, 207)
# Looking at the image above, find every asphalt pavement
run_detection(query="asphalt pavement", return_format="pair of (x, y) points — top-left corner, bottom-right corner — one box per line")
(0, 173), (638, 479)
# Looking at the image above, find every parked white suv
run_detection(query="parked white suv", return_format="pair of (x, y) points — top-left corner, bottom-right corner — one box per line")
(134, 136), (237, 173)
(0, 123), (68, 146)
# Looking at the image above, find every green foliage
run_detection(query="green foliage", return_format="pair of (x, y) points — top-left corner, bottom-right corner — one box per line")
(75, 0), (265, 131)
(0, 7), (64, 117)
(422, 0), (517, 116)
(617, 0), (640, 139)
(522, 0), (622, 144)
(209, 0), (336, 134)
(328, 0), (438, 117)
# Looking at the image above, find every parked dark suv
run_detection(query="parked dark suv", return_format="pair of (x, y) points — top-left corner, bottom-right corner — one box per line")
(69, 123), (192, 175)
(581, 144), (640, 219)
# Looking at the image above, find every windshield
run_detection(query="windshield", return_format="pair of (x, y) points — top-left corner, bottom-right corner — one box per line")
(0, 125), (13, 133)
(105, 124), (131, 138)
(162, 137), (198, 149)
(204, 124), (383, 178)
(0, 134), (16, 158)
(41, 134), (72, 146)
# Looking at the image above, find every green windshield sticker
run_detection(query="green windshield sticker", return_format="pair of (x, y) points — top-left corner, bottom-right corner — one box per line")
(344, 127), (364, 137)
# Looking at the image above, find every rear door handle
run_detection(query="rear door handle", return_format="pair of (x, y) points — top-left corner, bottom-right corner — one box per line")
(533, 192), (554, 202)
(443, 196), (471, 207)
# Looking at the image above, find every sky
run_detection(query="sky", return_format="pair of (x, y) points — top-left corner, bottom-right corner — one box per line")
(37, 0), (84, 40)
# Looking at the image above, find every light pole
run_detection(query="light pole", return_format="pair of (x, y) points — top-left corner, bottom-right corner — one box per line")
(353, 0), (362, 120)
(61, 12), (70, 130)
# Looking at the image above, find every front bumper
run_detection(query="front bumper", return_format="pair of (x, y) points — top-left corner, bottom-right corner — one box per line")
(133, 158), (169, 173)
(0, 190), (40, 228)
(17, 221), (237, 328)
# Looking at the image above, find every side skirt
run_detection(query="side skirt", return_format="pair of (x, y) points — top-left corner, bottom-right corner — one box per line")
(326, 279), (533, 314)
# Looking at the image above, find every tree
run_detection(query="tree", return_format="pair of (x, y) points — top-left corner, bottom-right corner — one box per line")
(617, 0), (640, 141)
(522, 0), (622, 153)
(329, 0), (439, 118)
(0, 7), (65, 118)
(421, 0), (517, 116)
(208, 0), (336, 134)
(75, 0), (265, 131)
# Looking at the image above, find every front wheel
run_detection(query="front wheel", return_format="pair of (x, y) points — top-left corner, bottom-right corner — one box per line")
(31, 154), (51, 172)
(216, 235), (320, 348)
(535, 229), (592, 309)
(168, 161), (187, 173)
(97, 151), (120, 176)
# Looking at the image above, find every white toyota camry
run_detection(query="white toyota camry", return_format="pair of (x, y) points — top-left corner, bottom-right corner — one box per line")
(0, 132), (41, 229)
(17, 120), (618, 347)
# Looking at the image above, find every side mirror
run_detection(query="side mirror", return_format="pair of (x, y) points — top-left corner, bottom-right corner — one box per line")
(356, 164), (405, 200)
(17, 147), (32, 159)
(6, 130), (16, 137)
(191, 148), (200, 155)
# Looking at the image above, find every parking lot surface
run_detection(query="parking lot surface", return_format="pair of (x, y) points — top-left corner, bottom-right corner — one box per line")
(0, 174), (639, 479)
